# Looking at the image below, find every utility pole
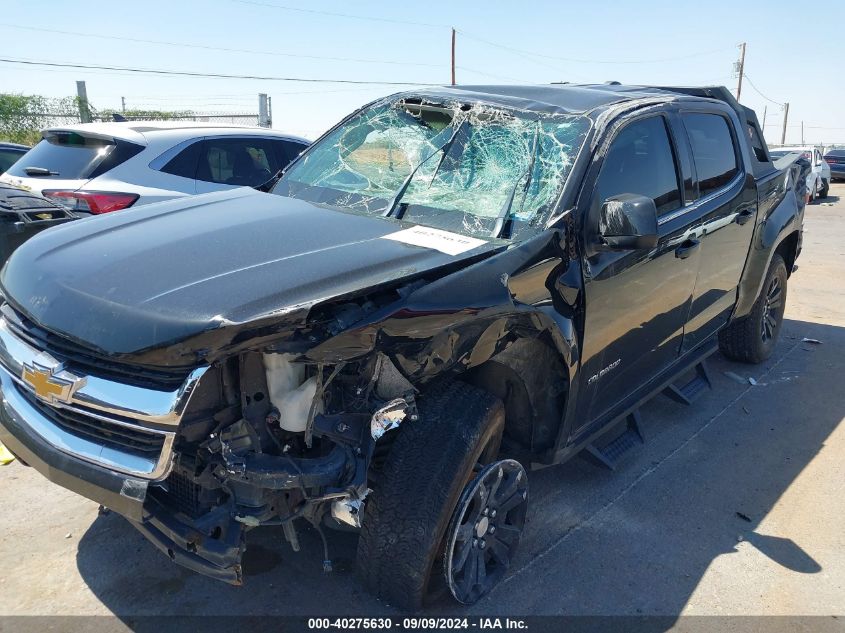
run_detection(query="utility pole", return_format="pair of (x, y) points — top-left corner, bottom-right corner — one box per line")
(451, 28), (456, 86)
(76, 80), (91, 123)
(761, 105), (767, 136)
(780, 102), (790, 145)
(801, 120), (804, 144)
(268, 96), (272, 128)
(121, 96), (126, 113)
(735, 42), (746, 101)
(258, 93), (270, 128)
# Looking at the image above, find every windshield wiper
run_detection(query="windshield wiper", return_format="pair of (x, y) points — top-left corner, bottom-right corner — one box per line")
(383, 120), (469, 220)
(491, 121), (541, 239)
(255, 168), (284, 193)
(24, 166), (59, 177)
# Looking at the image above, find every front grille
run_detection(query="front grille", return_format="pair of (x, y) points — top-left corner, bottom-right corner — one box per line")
(1, 303), (191, 390)
(16, 384), (166, 456)
(151, 470), (225, 519)
(161, 471), (204, 517)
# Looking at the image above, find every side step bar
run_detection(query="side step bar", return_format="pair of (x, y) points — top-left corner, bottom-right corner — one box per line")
(662, 359), (713, 406)
(580, 358), (715, 471)
(582, 411), (645, 471)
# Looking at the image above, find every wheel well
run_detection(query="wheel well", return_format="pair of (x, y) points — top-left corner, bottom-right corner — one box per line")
(775, 231), (800, 277)
(461, 338), (568, 459)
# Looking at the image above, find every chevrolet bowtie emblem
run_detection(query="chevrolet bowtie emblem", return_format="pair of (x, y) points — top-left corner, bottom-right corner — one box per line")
(21, 357), (85, 405)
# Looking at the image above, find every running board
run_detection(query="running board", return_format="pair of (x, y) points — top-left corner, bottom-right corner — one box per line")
(581, 411), (645, 471)
(662, 359), (712, 406)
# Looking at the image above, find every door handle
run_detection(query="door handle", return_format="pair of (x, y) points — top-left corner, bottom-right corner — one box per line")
(675, 238), (700, 260)
(735, 209), (755, 226)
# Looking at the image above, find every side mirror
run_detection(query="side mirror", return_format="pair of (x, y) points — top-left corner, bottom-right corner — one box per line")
(599, 193), (659, 249)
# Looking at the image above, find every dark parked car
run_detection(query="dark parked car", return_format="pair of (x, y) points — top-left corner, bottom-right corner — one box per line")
(824, 148), (845, 182)
(0, 183), (76, 267)
(0, 84), (803, 609)
(0, 142), (29, 174)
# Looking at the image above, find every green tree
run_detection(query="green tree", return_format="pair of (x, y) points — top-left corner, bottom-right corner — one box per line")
(0, 94), (82, 145)
(97, 108), (196, 121)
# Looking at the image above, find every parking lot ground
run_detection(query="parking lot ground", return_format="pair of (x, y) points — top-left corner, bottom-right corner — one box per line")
(0, 186), (844, 621)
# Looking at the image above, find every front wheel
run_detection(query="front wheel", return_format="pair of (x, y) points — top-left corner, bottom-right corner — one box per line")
(818, 179), (829, 199)
(357, 381), (506, 610)
(719, 254), (788, 363)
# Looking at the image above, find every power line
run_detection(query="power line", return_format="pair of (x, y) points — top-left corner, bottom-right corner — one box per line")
(231, 0), (447, 28)
(0, 23), (443, 69)
(0, 56), (440, 86)
(456, 30), (734, 65)
(455, 66), (531, 84)
(742, 74), (783, 106)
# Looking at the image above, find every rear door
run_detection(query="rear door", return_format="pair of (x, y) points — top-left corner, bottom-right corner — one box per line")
(677, 109), (758, 352)
(574, 113), (702, 434)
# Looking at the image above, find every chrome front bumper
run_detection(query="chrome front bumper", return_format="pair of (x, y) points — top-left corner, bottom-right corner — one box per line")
(0, 316), (207, 480)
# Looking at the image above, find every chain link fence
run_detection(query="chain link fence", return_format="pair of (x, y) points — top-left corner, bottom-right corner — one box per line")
(1, 94), (260, 145)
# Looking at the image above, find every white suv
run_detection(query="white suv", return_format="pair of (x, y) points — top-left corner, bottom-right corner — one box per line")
(0, 122), (309, 214)
(768, 145), (831, 201)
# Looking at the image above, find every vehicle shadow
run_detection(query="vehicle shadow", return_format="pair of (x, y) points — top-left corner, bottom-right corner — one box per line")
(74, 317), (843, 623)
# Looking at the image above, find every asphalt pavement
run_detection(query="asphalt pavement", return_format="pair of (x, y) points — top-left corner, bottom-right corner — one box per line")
(1, 185), (843, 625)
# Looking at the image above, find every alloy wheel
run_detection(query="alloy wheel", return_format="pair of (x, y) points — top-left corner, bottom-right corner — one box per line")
(444, 459), (528, 604)
(761, 275), (783, 342)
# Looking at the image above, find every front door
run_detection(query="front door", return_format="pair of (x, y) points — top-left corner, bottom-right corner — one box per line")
(573, 113), (702, 437)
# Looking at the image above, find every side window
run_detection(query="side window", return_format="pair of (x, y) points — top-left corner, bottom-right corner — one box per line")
(272, 140), (308, 168)
(593, 116), (681, 217)
(196, 138), (280, 186)
(746, 122), (769, 163)
(683, 113), (739, 197)
(160, 142), (201, 179)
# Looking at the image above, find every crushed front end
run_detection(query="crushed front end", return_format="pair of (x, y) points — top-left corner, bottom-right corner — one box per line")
(0, 300), (415, 583)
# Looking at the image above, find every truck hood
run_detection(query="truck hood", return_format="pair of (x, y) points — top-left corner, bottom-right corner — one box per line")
(0, 188), (500, 360)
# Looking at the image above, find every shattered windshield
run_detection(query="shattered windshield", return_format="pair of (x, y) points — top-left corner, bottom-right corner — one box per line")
(274, 98), (590, 239)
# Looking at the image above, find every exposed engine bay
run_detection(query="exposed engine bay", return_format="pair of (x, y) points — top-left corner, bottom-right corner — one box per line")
(153, 331), (420, 583)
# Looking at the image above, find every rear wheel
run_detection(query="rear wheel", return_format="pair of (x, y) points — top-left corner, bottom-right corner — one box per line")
(719, 254), (788, 363)
(818, 179), (829, 199)
(357, 381), (506, 610)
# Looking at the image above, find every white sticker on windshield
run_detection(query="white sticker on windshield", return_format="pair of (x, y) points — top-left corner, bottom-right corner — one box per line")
(381, 226), (487, 256)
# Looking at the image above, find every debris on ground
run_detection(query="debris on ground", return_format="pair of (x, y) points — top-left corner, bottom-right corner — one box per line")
(801, 337), (822, 345)
(748, 377), (758, 386)
(724, 371), (748, 385)
(736, 512), (752, 523)
(0, 441), (15, 465)
(64, 533), (72, 539)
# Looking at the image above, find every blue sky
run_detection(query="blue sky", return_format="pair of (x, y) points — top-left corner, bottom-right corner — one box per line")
(1, 0), (842, 144)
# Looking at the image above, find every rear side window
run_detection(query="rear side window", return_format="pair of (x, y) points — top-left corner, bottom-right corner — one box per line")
(6, 132), (141, 180)
(593, 115), (681, 216)
(0, 148), (26, 173)
(160, 141), (202, 179)
(683, 113), (739, 197)
(195, 138), (286, 187)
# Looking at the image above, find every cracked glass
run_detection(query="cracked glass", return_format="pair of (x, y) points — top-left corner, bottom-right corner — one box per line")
(275, 98), (590, 239)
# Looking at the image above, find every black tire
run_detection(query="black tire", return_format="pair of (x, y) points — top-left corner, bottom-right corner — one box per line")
(719, 254), (788, 364)
(357, 381), (505, 610)
(818, 179), (829, 199)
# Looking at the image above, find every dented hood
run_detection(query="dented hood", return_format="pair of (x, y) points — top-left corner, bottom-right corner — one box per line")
(0, 188), (500, 358)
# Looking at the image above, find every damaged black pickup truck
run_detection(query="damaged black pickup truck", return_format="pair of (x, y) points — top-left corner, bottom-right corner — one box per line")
(0, 84), (803, 609)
